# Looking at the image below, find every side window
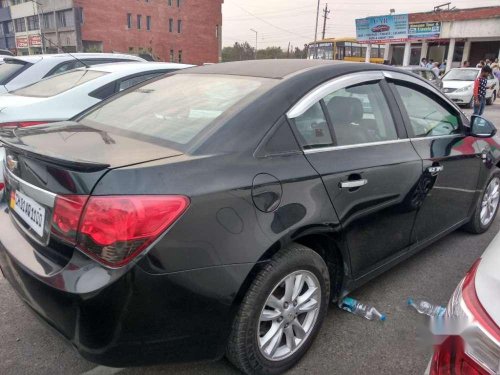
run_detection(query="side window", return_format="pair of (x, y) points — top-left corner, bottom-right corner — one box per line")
(324, 82), (398, 146)
(291, 102), (333, 149)
(394, 84), (460, 138)
(118, 72), (164, 92)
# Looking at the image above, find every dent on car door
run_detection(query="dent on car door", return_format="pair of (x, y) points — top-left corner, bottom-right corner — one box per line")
(390, 80), (483, 243)
(288, 73), (423, 277)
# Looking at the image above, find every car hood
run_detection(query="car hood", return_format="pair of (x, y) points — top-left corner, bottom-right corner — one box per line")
(0, 121), (183, 169)
(475, 231), (500, 327)
(442, 81), (474, 89)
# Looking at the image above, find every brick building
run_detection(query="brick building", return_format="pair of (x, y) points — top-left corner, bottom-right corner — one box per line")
(8, 0), (223, 65)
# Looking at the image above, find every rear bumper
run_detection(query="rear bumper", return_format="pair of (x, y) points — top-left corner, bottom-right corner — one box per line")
(0, 201), (254, 366)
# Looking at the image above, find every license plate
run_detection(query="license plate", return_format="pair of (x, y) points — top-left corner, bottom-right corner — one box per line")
(10, 190), (46, 237)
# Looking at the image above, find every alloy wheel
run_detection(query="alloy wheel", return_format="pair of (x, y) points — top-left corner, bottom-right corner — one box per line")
(257, 270), (321, 361)
(480, 177), (500, 227)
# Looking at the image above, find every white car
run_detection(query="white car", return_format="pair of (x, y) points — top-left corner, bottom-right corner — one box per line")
(0, 61), (192, 195)
(431, 230), (500, 374)
(442, 68), (499, 108)
(0, 53), (146, 94)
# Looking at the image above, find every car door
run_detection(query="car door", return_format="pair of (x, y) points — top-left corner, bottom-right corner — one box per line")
(287, 72), (423, 277)
(388, 73), (482, 243)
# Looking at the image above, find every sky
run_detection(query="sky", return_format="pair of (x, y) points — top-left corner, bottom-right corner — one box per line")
(222, 0), (499, 50)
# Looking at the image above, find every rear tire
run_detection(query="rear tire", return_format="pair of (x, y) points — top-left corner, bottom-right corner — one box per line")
(227, 244), (331, 375)
(464, 172), (500, 234)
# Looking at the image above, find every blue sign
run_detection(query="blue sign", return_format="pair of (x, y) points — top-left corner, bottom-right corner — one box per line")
(408, 22), (441, 39)
(356, 14), (409, 44)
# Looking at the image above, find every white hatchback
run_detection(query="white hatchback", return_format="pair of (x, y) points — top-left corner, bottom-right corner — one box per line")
(442, 68), (499, 108)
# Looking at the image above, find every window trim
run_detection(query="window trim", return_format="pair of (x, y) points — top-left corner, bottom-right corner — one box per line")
(388, 79), (465, 139)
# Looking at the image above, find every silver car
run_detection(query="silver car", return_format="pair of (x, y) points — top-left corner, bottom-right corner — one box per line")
(401, 66), (444, 91)
(0, 53), (146, 94)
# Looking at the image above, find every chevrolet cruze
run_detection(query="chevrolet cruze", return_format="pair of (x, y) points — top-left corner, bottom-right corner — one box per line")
(1, 60), (500, 375)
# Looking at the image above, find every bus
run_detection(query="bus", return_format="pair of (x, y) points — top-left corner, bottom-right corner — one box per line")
(307, 37), (385, 63)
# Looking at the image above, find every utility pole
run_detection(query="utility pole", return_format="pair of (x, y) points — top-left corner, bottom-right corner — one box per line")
(322, 4), (330, 40)
(313, 0), (320, 58)
(250, 28), (257, 60)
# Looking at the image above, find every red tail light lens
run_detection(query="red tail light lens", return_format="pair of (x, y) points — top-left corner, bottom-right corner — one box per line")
(431, 336), (488, 375)
(51, 195), (88, 244)
(0, 121), (50, 128)
(52, 195), (189, 267)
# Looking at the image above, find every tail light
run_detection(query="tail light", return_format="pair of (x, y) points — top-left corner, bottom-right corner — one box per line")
(431, 260), (500, 375)
(51, 195), (189, 267)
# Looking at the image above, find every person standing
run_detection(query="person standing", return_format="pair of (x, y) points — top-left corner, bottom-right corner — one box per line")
(462, 61), (470, 67)
(473, 65), (494, 116)
(420, 58), (427, 67)
(432, 62), (440, 77)
(476, 60), (485, 68)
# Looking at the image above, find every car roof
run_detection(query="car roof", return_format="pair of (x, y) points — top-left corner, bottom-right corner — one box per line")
(180, 59), (351, 79)
(4, 53), (146, 64)
(84, 62), (194, 73)
(400, 66), (430, 71)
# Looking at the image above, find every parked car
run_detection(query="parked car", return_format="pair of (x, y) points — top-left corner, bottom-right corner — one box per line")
(401, 66), (444, 91)
(431, 231), (500, 374)
(0, 49), (14, 57)
(0, 53), (146, 94)
(442, 68), (500, 108)
(1, 60), (500, 375)
(0, 62), (192, 196)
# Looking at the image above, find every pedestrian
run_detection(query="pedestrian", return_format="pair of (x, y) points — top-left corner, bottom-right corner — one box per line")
(476, 60), (485, 68)
(493, 63), (500, 81)
(426, 59), (434, 69)
(473, 65), (494, 116)
(462, 61), (470, 67)
(439, 59), (447, 73)
(420, 58), (427, 67)
(432, 62), (440, 77)
(486, 59), (491, 67)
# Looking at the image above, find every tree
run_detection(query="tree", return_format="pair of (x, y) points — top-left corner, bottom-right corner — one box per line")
(222, 42), (307, 62)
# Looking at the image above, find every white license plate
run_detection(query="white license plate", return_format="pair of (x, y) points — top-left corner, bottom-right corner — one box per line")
(10, 190), (46, 237)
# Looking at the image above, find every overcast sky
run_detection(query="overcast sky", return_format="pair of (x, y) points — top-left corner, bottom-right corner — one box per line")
(222, 0), (498, 49)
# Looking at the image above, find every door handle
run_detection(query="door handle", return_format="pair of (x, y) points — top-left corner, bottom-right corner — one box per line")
(340, 179), (368, 189)
(427, 166), (443, 174)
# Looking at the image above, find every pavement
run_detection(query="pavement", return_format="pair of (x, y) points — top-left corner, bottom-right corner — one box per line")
(1, 101), (500, 375)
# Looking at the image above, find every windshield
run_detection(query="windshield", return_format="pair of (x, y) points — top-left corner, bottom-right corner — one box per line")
(12, 69), (108, 98)
(443, 69), (479, 81)
(0, 59), (28, 85)
(80, 74), (270, 148)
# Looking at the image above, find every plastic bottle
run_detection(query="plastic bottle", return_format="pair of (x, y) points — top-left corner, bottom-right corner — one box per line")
(340, 297), (387, 321)
(407, 298), (446, 317)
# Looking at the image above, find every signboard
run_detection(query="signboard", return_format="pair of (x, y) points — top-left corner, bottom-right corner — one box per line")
(16, 37), (28, 49)
(356, 14), (409, 44)
(29, 35), (42, 47)
(408, 22), (441, 40)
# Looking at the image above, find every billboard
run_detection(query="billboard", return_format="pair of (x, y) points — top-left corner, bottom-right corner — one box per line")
(15, 37), (28, 49)
(356, 14), (409, 44)
(408, 22), (441, 40)
(29, 35), (42, 47)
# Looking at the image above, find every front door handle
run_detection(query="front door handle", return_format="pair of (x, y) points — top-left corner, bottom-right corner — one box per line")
(427, 166), (443, 174)
(340, 179), (368, 189)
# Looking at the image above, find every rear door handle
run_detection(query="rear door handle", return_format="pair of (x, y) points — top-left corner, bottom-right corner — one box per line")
(427, 166), (444, 174)
(340, 179), (368, 189)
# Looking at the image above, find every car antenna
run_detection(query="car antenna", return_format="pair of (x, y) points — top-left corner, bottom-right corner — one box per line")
(39, 34), (90, 69)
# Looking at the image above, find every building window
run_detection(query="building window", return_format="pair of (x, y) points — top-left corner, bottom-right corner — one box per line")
(177, 19), (182, 33)
(27, 15), (39, 31)
(169, 18), (173, 32)
(168, 0), (172, 6)
(137, 14), (142, 29)
(169, 49), (174, 62)
(57, 10), (74, 28)
(178, 50), (182, 63)
(13, 18), (25, 33)
(216, 24), (219, 38)
(42, 13), (54, 29)
(127, 13), (132, 29)
(177, 0), (181, 7)
(0, 0), (8, 8)
(5, 21), (13, 34)
(146, 15), (151, 31)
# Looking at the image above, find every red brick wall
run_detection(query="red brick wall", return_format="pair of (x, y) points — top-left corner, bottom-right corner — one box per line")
(73, 0), (223, 65)
(410, 6), (500, 22)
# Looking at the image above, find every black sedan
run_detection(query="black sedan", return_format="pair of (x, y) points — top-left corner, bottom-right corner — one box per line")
(1, 60), (499, 375)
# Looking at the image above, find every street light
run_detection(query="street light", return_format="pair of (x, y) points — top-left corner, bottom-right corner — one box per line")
(250, 28), (257, 60)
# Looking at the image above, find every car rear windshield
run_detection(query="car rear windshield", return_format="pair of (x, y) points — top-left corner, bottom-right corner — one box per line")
(0, 59), (29, 85)
(80, 74), (269, 148)
(12, 69), (108, 97)
(443, 69), (479, 81)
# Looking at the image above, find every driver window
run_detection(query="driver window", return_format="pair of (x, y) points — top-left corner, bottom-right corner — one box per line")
(394, 84), (460, 137)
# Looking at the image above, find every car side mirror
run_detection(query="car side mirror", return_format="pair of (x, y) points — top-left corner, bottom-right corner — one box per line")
(470, 115), (497, 138)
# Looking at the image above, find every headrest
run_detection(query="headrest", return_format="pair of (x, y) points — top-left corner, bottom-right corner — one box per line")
(327, 96), (363, 124)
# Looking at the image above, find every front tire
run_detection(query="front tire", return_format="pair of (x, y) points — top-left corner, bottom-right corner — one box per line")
(464, 172), (500, 234)
(227, 244), (331, 375)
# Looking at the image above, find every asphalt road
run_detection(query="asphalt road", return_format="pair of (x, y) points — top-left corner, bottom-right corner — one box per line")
(1, 102), (500, 375)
